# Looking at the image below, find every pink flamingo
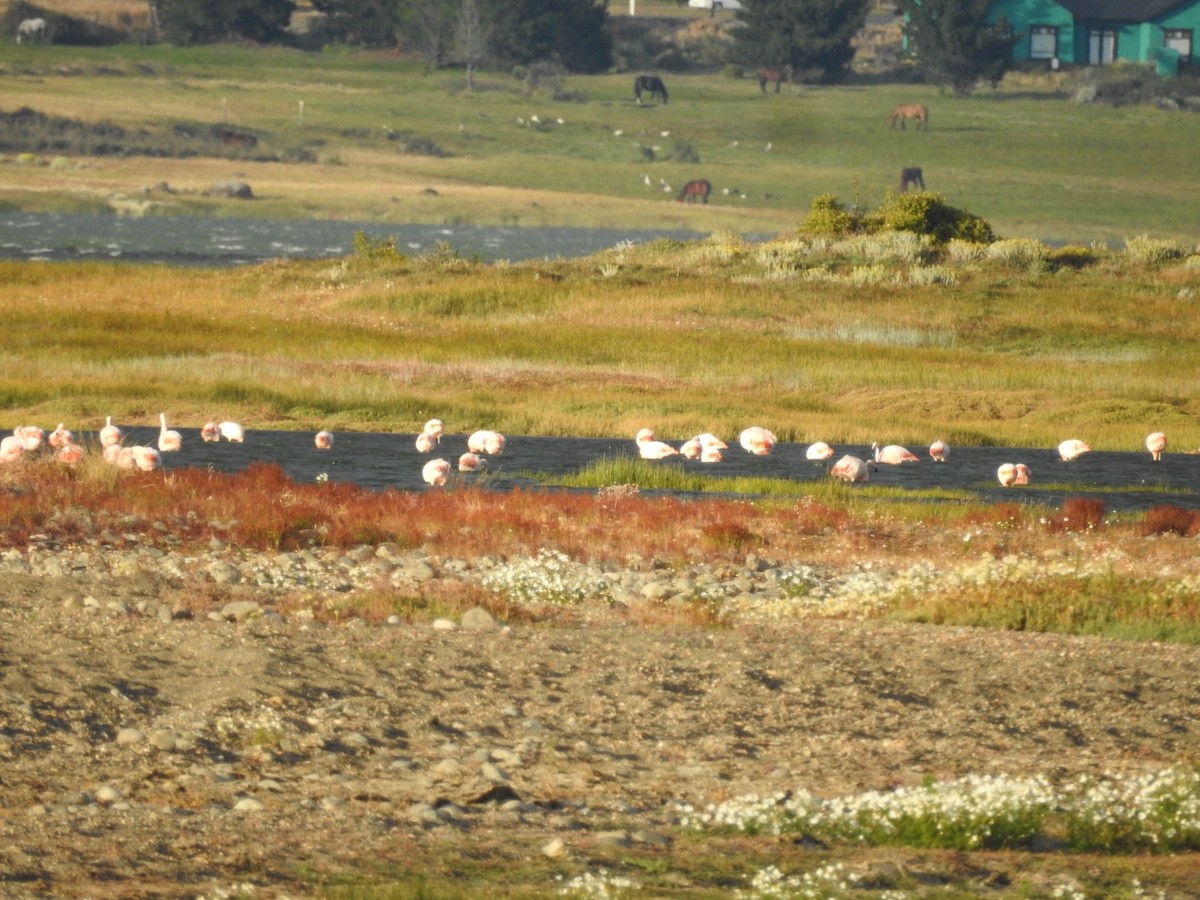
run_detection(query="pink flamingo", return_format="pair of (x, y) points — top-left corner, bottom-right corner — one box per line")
(415, 431), (438, 453)
(422, 458), (451, 487)
(805, 441), (835, 461)
(56, 443), (85, 465)
(315, 430), (334, 450)
(99, 416), (123, 448)
(458, 452), (484, 472)
(696, 433), (727, 450)
(635, 428), (678, 459)
(48, 423), (74, 450)
(1015, 463), (1031, 484)
(103, 444), (123, 466)
(700, 444), (723, 463)
(872, 442), (919, 464)
(132, 446), (162, 472)
(201, 422), (220, 442)
(739, 426), (777, 456)
(0, 435), (25, 463)
(929, 440), (948, 462)
(1058, 439), (1091, 461)
(830, 455), (870, 483)
(468, 429), (506, 455)
(997, 463), (1031, 486)
(14, 426), (44, 451)
(158, 413), (182, 452)
(679, 438), (702, 460)
(218, 421), (245, 443)
(1146, 432), (1167, 462)
(423, 419), (445, 441)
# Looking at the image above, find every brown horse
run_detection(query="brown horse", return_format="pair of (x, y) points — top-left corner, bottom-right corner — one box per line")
(634, 74), (668, 105)
(888, 104), (929, 130)
(677, 179), (712, 204)
(756, 65), (792, 94)
(899, 167), (925, 192)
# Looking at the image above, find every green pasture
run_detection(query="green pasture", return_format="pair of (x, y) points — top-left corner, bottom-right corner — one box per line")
(1, 43), (1199, 241)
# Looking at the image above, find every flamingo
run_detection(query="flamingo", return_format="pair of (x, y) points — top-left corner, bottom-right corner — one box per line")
(696, 433), (727, 451)
(1146, 432), (1167, 462)
(415, 431), (438, 453)
(14, 426), (44, 451)
(679, 438), (702, 460)
(805, 441), (835, 461)
(99, 416), (122, 448)
(458, 452), (484, 472)
(635, 428), (678, 460)
(1058, 439), (1091, 461)
(739, 426), (777, 456)
(700, 444), (723, 463)
(56, 443), (85, 465)
(201, 422), (220, 442)
(218, 421), (245, 442)
(103, 443), (123, 465)
(929, 440), (948, 462)
(115, 446), (136, 470)
(998, 463), (1031, 487)
(422, 458), (451, 487)
(1, 435), (25, 463)
(423, 419), (445, 441)
(315, 430), (334, 450)
(830, 455), (870, 483)
(132, 446), (162, 472)
(157, 413), (182, 453)
(872, 442), (919, 464)
(468, 429), (506, 454)
(48, 423), (74, 450)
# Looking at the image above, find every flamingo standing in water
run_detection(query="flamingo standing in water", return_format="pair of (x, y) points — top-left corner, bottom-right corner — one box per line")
(1058, 439), (1091, 461)
(1146, 432), (1167, 462)
(679, 437), (702, 460)
(158, 413), (182, 453)
(315, 430), (334, 450)
(997, 463), (1031, 486)
(132, 446), (162, 472)
(201, 422), (220, 442)
(415, 431), (438, 453)
(423, 419), (445, 441)
(872, 442), (919, 464)
(458, 452), (484, 472)
(219, 421), (245, 442)
(468, 429), (506, 455)
(806, 441), (835, 461)
(422, 458), (451, 486)
(100, 416), (123, 448)
(635, 428), (679, 460)
(739, 426), (776, 456)
(830, 455), (870, 483)
(929, 440), (948, 462)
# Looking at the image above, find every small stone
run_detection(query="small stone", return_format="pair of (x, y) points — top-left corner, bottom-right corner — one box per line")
(95, 784), (123, 804)
(595, 830), (633, 848)
(481, 762), (508, 783)
(461, 607), (497, 630)
(116, 728), (146, 745)
(233, 797), (265, 812)
(221, 600), (262, 621)
(431, 618), (457, 630)
(148, 731), (177, 751)
(541, 837), (567, 858)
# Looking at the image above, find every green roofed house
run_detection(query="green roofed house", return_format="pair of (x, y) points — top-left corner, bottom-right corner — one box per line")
(987, 0), (1199, 73)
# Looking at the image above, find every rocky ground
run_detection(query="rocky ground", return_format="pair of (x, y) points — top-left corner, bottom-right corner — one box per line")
(2, 544), (1200, 898)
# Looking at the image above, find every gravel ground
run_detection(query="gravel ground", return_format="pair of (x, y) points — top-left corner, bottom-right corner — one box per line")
(2, 545), (1200, 898)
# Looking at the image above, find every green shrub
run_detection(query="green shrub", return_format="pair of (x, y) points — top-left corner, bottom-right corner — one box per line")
(801, 194), (862, 237)
(870, 191), (996, 244)
(1048, 244), (1097, 269)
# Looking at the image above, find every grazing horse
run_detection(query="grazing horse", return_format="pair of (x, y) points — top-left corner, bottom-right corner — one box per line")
(216, 128), (258, 149)
(899, 167), (925, 192)
(756, 65), (792, 94)
(634, 75), (668, 105)
(888, 103), (929, 130)
(677, 179), (711, 204)
(17, 17), (46, 43)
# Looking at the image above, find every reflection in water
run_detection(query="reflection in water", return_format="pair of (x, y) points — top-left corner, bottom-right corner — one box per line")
(83, 427), (1198, 513)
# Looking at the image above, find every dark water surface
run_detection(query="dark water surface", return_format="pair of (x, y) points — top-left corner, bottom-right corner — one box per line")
(0, 212), (728, 266)
(68, 426), (1199, 512)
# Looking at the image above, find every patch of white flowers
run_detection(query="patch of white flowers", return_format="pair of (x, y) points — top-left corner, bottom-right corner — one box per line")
(481, 549), (612, 607)
(681, 767), (1200, 855)
(986, 237), (1048, 266)
(556, 868), (639, 897)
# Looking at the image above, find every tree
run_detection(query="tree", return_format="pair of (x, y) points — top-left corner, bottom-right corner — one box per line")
(896, 0), (1020, 96)
(484, 0), (612, 74)
(455, 0), (491, 89)
(308, 0), (400, 46)
(154, 0), (294, 43)
(732, 0), (873, 85)
(401, 0), (457, 67)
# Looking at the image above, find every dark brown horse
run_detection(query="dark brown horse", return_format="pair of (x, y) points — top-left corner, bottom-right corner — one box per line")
(887, 103), (929, 130)
(215, 128), (258, 149)
(756, 65), (792, 94)
(899, 167), (925, 192)
(634, 75), (668, 105)
(677, 179), (711, 204)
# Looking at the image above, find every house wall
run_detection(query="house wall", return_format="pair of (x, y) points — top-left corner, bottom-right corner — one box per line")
(988, 0), (1075, 62)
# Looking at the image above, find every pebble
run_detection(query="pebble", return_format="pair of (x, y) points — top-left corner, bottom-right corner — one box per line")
(233, 797), (265, 812)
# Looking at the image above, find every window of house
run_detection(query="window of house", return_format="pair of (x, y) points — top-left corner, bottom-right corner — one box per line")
(1164, 28), (1193, 61)
(1089, 29), (1117, 64)
(1030, 26), (1058, 59)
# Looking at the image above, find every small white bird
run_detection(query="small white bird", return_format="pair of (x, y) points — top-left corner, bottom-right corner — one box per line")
(764, 142), (772, 151)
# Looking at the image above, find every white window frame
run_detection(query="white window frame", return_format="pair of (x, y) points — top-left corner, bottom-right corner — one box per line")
(1163, 28), (1193, 62)
(1029, 25), (1058, 60)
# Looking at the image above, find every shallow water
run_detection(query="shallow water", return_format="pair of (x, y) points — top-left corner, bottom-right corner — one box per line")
(63, 426), (1200, 513)
(0, 212), (730, 267)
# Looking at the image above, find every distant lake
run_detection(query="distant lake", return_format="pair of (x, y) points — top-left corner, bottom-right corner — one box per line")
(0, 211), (758, 267)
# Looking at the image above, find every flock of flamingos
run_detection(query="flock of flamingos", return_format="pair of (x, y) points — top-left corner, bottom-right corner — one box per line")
(0, 415), (1171, 490)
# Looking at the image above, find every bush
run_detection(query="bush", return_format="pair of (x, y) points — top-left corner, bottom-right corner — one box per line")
(801, 194), (863, 237)
(1048, 243), (1097, 270)
(870, 191), (995, 244)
